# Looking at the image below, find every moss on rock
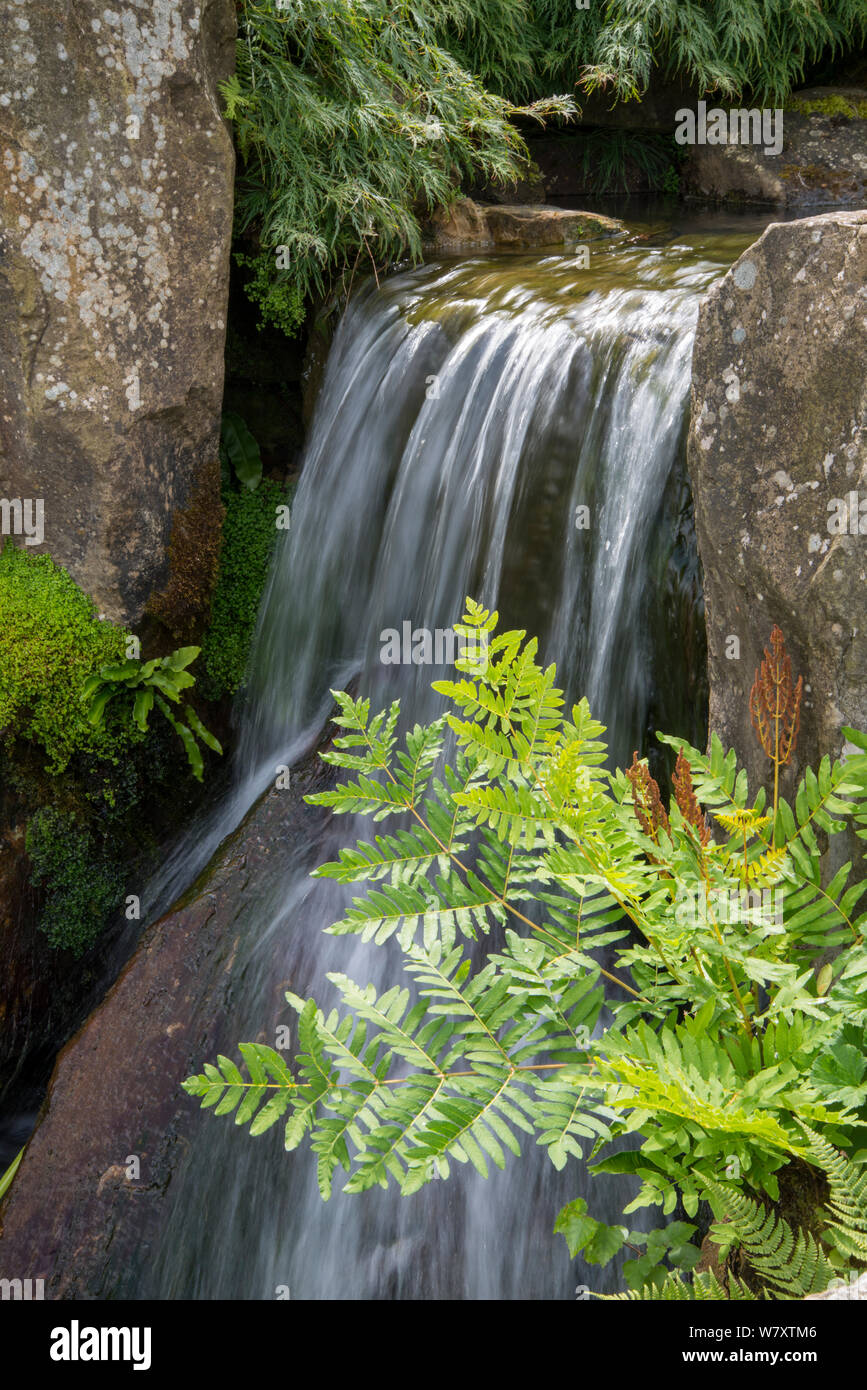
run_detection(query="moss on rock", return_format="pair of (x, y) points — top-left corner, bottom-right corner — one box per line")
(0, 541), (132, 774)
(787, 94), (867, 118)
(146, 457), (225, 643)
(200, 479), (291, 699)
(25, 808), (125, 957)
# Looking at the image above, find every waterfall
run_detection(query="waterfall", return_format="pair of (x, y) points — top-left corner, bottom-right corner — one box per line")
(147, 235), (750, 1299)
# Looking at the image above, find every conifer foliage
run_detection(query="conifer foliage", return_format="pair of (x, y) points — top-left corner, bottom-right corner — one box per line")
(185, 601), (867, 1296)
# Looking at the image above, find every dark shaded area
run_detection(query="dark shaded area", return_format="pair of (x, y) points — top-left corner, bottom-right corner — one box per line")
(222, 255), (309, 485)
(0, 745), (332, 1296)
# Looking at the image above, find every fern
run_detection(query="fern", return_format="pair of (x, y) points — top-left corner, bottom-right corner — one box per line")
(612, 1268), (758, 1301)
(797, 1122), (867, 1263)
(186, 601), (867, 1296)
(613, 1139), (867, 1300)
(82, 647), (222, 782)
(705, 1177), (838, 1298)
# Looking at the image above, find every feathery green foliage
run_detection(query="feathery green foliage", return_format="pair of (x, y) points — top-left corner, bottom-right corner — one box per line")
(227, 1), (865, 334)
(451, 0), (867, 106)
(227, 2), (572, 332)
(186, 601), (867, 1295)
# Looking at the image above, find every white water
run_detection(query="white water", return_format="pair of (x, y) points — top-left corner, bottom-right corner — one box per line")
(145, 237), (747, 1299)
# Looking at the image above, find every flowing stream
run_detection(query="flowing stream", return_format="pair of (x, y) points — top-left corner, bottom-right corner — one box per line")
(141, 224), (757, 1299)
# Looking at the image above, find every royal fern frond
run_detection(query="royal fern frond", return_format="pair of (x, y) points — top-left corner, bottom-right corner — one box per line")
(715, 808), (772, 836)
(182, 1042), (299, 1136)
(187, 599), (867, 1295)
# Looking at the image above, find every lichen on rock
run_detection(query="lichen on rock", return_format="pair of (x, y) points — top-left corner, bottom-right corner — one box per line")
(681, 87), (867, 209)
(687, 210), (867, 811)
(0, 0), (237, 625)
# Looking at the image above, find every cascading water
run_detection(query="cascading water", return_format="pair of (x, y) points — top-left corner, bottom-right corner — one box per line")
(146, 229), (756, 1299)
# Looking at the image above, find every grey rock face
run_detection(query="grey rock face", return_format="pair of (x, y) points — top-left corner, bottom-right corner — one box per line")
(682, 88), (867, 208)
(0, 0), (236, 623)
(687, 210), (867, 798)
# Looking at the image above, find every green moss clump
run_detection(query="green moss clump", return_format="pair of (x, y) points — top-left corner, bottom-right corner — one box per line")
(0, 541), (132, 773)
(787, 95), (867, 118)
(200, 480), (291, 699)
(25, 808), (125, 956)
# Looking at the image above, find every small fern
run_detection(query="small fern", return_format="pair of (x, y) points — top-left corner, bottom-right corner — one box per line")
(798, 1123), (867, 1263)
(705, 1178), (837, 1298)
(614, 1138), (867, 1300)
(613, 1268), (758, 1301)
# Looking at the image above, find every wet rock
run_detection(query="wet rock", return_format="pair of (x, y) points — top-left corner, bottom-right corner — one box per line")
(682, 88), (867, 208)
(426, 199), (622, 251)
(0, 1), (237, 625)
(427, 198), (493, 248)
(687, 210), (867, 798)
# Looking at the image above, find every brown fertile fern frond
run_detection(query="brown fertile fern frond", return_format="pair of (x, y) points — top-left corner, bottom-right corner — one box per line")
(749, 625), (803, 814)
(625, 751), (670, 845)
(673, 749), (711, 846)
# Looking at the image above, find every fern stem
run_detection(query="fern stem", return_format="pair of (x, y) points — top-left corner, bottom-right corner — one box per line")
(350, 699), (649, 1000)
(530, 759), (685, 992)
(226, 1059), (578, 1095)
(708, 909), (753, 1038)
(411, 801), (649, 1002)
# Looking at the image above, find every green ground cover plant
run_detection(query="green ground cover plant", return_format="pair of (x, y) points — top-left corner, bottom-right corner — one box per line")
(0, 541), (130, 774)
(25, 808), (126, 955)
(201, 477), (292, 700)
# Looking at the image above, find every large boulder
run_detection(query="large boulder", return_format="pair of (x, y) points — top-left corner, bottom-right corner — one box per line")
(682, 88), (867, 208)
(687, 210), (867, 797)
(0, 0), (236, 625)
